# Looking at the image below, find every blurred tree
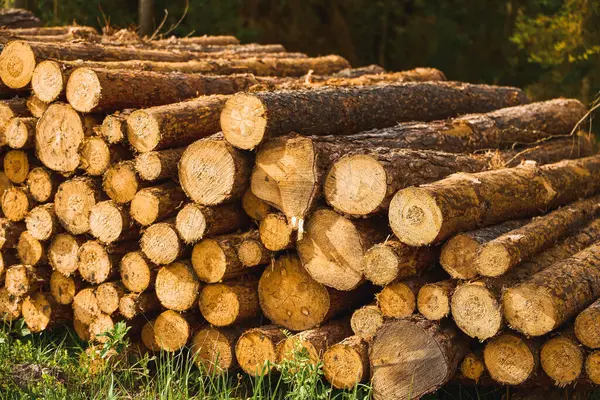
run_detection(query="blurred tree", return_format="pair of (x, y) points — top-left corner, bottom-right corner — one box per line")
(138, 0), (154, 36)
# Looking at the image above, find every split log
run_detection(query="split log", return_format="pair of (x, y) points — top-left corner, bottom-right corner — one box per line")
(540, 330), (584, 387)
(175, 202), (248, 244)
(451, 217), (600, 340)
(25, 203), (60, 241)
(363, 239), (439, 286)
(22, 292), (71, 332)
(376, 272), (445, 318)
(198, 277), (260, 326)
(459, 352), (486, 383)
(440, 219), (529, 279)
(483, 332), (541, 385)
(134, 147), (185, 181)
(26, 94), (48, 117)
(5, 117), (36, 149)
(119, 251), (157, 293)
(297, 209), (388, 291)
(88, 313), (115, 343)
(99, 109), (133, 144)
(191, 326), (240, 375)
(16, 230), (46, 265)
(139, 219), (182, 265)
(235, 325), (287, 376)
(503, 241), (600, 336)
(130, 182), (186, 226)
(49, 271), (79, 305)
(78, 240), (136, 284)
(179, 137), (253, 205)
(350, 304), (383, 340)
(55, 177), (102, 235)
(26, 167), (59, 203)
(575, 298), (600, 349)
(0, 287), (21, 321)
(95, 281), (125, 315)
(258, 254), (372, 331)
(237, 233), (272, 267)
(102, 161), (140, 205)
(242, 189), (273, 222)
(258, 212), (295, 251)
(118, 292), (161, 319)
(370, 317), (469, 400)
(127, 96), (229, 153)
(0, 98), (30, 145)
(586, 351), (600, 384)
(323, 336), (370, 389)
(48, 233), (85, 276)
(153, 310), (203, 352)
(72, 287), (100, 325)
(5, 264), (49, 296)
(220, 82), (529, 150)
(416, 279), (457, 321)
(4, 149), (29, 184)
(0, 218), (25, 249)
(89, 201), (134, 244)
(66, 68), (258, 113)
(2, 186), (32, 222)
(389, 155), (600, 246)
(155, 260), (201, 311)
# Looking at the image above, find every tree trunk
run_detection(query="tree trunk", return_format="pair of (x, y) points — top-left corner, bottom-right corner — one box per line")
(220, 81), (529, 150)
(5, 117), (36, 149)
(390, 155), (600, 246)
(102, 161), (141, 205)
(199, 276), (260, 327)
(47, 233), (85, 276)
(153, 310), (203, 352)
(350, 303), (383, 340)
(118, 291), (161, 319)
(0, 8), (40, 28)
(25, 203), (60, 241)
(175, 202), (248, 244)
(297, 208), (388, 291)
(130, 182), (187, 226)
(483, 332), (541, 385)
(4, 149), (29, 184)
(134, 147), (184, 181)
(95, 281), (125, 315)
(323, 335), (369, 389)
(138, 0), (154, 37)
(416, 279), (457, 321)
(258, 212), (295, 251)
(575, 298), (600, 349)
(22, 292), (73, 333)
(119, 251), (157, 293)
(140, 219), (183, 265)
(55, 177), (102, 235)
(154, 260), (200, 311)
(370, 317), (469, 400)
(26, 167), (60, 203)
(89, 200), (135, 244)
(540, 329), (584, 387)
(235, 325), (287, 376)
(2, 186), (32, 222)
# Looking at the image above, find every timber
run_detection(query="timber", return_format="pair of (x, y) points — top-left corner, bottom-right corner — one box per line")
(119, 251), (157, 293)
(26, 203), (60, 241)
(235, 325), (287, 376)
(258, 212), (295, 251)
(191, 326), (240, 375)
(242, 189), (273, 222)
(89, 201), (134, 244)
(199, 277), (260, 326)
(48, 233), (84, 276)
(118, 292), (161, 319)
(49, 271), (79, 305)
(2, 186), (32, 222)
(16, 230), (46, 265)
(154, 260), (201, 311)
(483, 333), (540, 385)
(175, 202), (248, 244)
(5, 117), (36, 149)
(26, 167), (59, 203)
(153, 310), (203, 352)
(4, 150), (29, 184)
(134, 148), (184, 181)
(417, 279), (457, 321)
(575, 298), (600, 349)
(54, 177), (102, 235)
(323, 336), (369, 389)
(350, 304), (383, 340)
(130, 182), (186, 226)
(140, 219), (183, 265)
(540, 330), (584, 386)
(102, 161), (140, 204)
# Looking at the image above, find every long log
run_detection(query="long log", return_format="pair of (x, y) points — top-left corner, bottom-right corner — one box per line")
(575, 298), (600, 349)
(235, 325), (286, 376)
(130, 182), (186, 226)
(154, 260), (201, 311)
(0, 9), (41, 29)
(390, 155), (600, 246)
(54, 177), (102, 235)
(370, 317), (469, 400)
(198, 277), (260, 327)
(1, 26), (96, 36)
(323, 336), (370, 389)
(483, 332), (541, 385)
(220, 82), (529, 150)
(175, 202), (248, 244)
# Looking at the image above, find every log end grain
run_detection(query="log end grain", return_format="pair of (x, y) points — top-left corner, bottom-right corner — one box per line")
(96, 281), (124, 315)
(80, 136), (111, 176)
(417, 282), (452, 321)
(49, 271), (76, 305)
(199, 281), (258, 327)
(0, 41), (36, 89)
(155, 260), (200, 311)
(126, 109), (161, 153)
(235, 327), (282, 376)
(4, 150), (29, 184)
(120, 251), (154, 293)
(55, 177), (99, 235)
(141, 321), (161, 352)
(586, 351), (600, 385)
(89, 201), (128, 244)
(102, 161), (139, 204)
(439, 233), (480, 279)
(503, 285), (556, 337)
(237, 238), (269, 267)
(48, 233), (81, 276)
(350, 304), (383, 339)
(475, 242), (513, 277)
(25, 204), (56, 241)
(1, 186), (30, 222)
(66, 67), (101, 113)
(459, 352), (485, 383)
(191, 327), (236, 374)
(22, 292), (53, 332)
(175, 203), (210, 244)
(450, 283), (502, 341)
(362, 243), (402, 286)
(17, 230), (44, 266)
(31, 60), (64, 103)
(389, 187), (443, 247)
(101, 113), (127, 144)
(140, 221), (181, 265)
(26, 95), (48, 118)
(376, 282), (416, 319)
(0, 287), (21, 322)
(77, 240), (112, 284)
(540, 336), (583, 386)
(241, 189), (272, 221)
(135, 150), (173, 181)
(89, 313), (114, 343)
(5, 264), (31, 296)
(322, 336), (369, 390)
(220, 93), (267, 150)
(258, 213), (293, 252)
(575, 304), (600, 349)
(26, 167), (54, 203)
(154, 310), (191, 352)
(72, 288), (100, 326)
(6, 117), (36, 149)
(483, 333), (537, 385)
(191, 238), (228, 283)
(130, 188), (163, 226)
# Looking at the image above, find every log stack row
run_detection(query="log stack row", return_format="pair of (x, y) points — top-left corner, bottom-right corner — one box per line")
(0, 22), (598, 399)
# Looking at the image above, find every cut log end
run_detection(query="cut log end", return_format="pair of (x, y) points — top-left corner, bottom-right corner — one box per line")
(323, 337), (368, 390)
(220, 93), (266, 150)
(26, 167), (54, 203)
(26, 95), (48, 118)
(96, 282), (124, 315)
(22, 292), (53, 332)
(475, 242), (513, 277)
(324, 154), (387, 216)
(120, 251), (154, 293)
(585, 351), (600, 385)
(154, 310), (190, 352)
(0, 41), (36, 89)
(31, 60), (64, 103)
(191, 238), (228, 283)
(450, 283), (502, 340)
(235, 328), (281, 376)
(126, 110), (161, 153)
(130, 188), (164, 226)
(4, 149), (29, 184)
(155, 261), (200, 311)
(17, 231), (45, 266)
(0, 287), (21, 322)
(6, 117), (36, 149)
(199, 280), (258, 327)
(89, 201), (128, 244)
(363, 244), (401, 286)
(135, 151), (166, 181)
(55, 177), (99, 235)
(72, 288), (99, 325)
(141, 321), (161, 352)
(191, 327), (236, 375)
(102, 162), (139, 204)
(459, 353), (485, 382)
(483, 333), (537, 385)
(77, 241), (112, 284)
(541, 336), (583, 386)
(350, 304), (383, 339)
(175, 203), (209, 244)
(48, 233), (81, 276)
(259, 213), (293, 251)
(237, 239), (269, 267)
(503, 285), (556, 337)
(80, 136), (110, 176)
(101, 114), (127, 144)
(140, 222), (181, 265)
(25, 204), (57, 241)
(66, 67), (101, 113)
(389, 188), (443, 247)
(1, 187), (30, 222)
(242, 189), (272, 221)
(89, 314), (114, 343)
(49, 271), (76, 305)
(377, 282), (416, 319)
(417, 283), (451, 321)
(575, 303), (600, 349)
(439, 233), (480, 280)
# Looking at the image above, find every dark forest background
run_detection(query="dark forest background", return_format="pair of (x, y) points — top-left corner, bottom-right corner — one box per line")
(9, 0), (600, 105)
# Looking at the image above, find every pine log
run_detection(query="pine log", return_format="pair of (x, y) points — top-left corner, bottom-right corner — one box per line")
(179, 137), (253, 205)
(220, 82), (529, 150)
(242, 189), (273, 222)
(237, 233), (272, 267)
(139, 219), (182, 265)
(49, 270), (80, 305)
(503, 241), (600, 337)
(22, 292), (72, 332)
(88, 313), (115, 343)
(26, 94), (48, 117)
(5, 117), (36, 149)
(72, 287), (100, 325)
(154, 260), (201, 311)
(99, 109), (133, 144)
(152, 35), (239, 46)
(376, 272), (445, 319)
(5, 264), (49, 296)
(4, 149), (29, 184)
(235, 325), (287, 376)
(0, 98), (30, 145)
(323, 335), (369, 389)
(451, 217), (600, 340)
(586, 351), (600, 385)
(16, 230), (46, 265)
(130, 182), (186, 226)
(48, 233), (85, 276)
(66, 68), (258, 113)
(575, 298), (600, 349)
(258, 254), (372, 331)
(297, 209), (388, 291)
(134, 147), (184, 181)
(89, 200), (134, 244)
(199, 277), (260, 327)
(440, 219), (529, 279)
(78, 240), (136, 284)
(95, 281), (125, 315)
(0, 287), (21, 322)
(416, 279), (457, 321)
(350, 304), (383, 340)
(79, 136), (128, 176)
(102, 161), (140, 205)
(483, 332), (541, 385)
(119, 251), (157, 293)
(31, 60), (68, 103)
(2, 186), (32, 222)
(363, 240), (439, 286)
(25, 203), (60, 241)
(540, 330), (584, 387)
(370, 317), (469, 400)
(0, 218), (25, 249)
(476, 196), (600, 277)
(389, 155), (600, 246)
(191, 326), (240, 375)
(26, 167), (59, 203)
(459, 351), (486, 383)
(55, 177), (102, 235)
(258, 212), (295, 251)
(118, 292), (161, 319)
(153, 310), (203, 352)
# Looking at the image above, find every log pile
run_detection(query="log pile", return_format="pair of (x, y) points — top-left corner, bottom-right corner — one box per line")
(0, 22), (598, 400)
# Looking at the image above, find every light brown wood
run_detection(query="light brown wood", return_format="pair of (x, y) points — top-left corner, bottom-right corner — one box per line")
(25, 203), (60, 241)
(575, 298), (600, 349)
(102, 161), (140, 204)
(4, 149), (29, 184)
(134, 147), (184, 181)
(119, 251), (156, 293)
(483, 333), (540, 385)
(96, 281), (125, 315)
(140, 219), (182, 265)
(417, 279), (457, 321)
(5, 117), (36, 149)
(540, 331), (584, 387)
(1, 186), (31, 222)
(48, 233), (84, 276)
(5, 264), (49, 296)
(130, 182), (186, 226)
(118, 292), (161, 319)
(191, 326), (240, 375)
(235, 325), (286, 376)
(323, 336), (369, 389)
(16, 230), (46, 265)
(26, 167), (58, 203)
(54, 177), (102, 235)
(175, 202), (248, 244)
(155, 260), (201, 311)
(258, 212), (295, 251)
(89, 200), (134, 244)
(350, 304), (383, 340)
(0, 218), (25, 249)
(49, 270), (79, 305)
(0, 286), (22, 322)
(72, 287), (100, 325)
(199, 277), (260, 327)
(241, 189), (273, 222)
(154, 310), (202, 352)
(22, 292), (71, 332)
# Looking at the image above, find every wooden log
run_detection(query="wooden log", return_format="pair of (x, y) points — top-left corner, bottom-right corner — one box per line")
(102, 161), (140, 205)
(459, 351), (486, 383)
(95, 281), (125, 315)
(152, 35), (240, 46)
(25, 203), (60, 241)
(242, 189), (273, 222)
(0, 9), (41, 29)
(22, 292), (72, 332)
(370, 317), (469, 400)
(49, 270), (79, 305)
(258, 254), (372, 331)
(440, 219), (529, 280)
(5, 117), (36, 149)
(0, 287), (21, 322)
(0, 172), (14, 203)
(139, 219), (182, 265)
(389, 155), (600, 246)
(0, 98), (30, 145)
(88, 313), (115, 343)
(191, 326), (240, 375)
(2, 26), (96, 36)
(99, 109), (133, 144)
(175, 202), (248, 244)
(89, 200), (134, 244)
(55, 177), (102, 235)
(26, 167), (59, 203)
(363, 239), (439, 286)
(4, 149), (29, 184)
(540, 330), (584, 387)
(503, 241), (600, 337)
(179, 137), (253, 205)
(376, 272), (444, 319)
(451, 217), (600, 340)
(483, 332), (541, 385)
(2, 186), (31, 222)
(235, 325), (287, 376)
(26, 94), (48, 118)
(220, 82), (529, 150)
(297, 209), (388, 291)
(258, 212), (295, 251)
(0, 218), (25, 249)
(575, 298), (600, 349)
(0, 250), (17, 284)
(118, 292), (161, 319)
(48, 233), (84, 276)
(130, 182), (186, 226)
(134, 147), (184, 181)
(5, 264), (49, 296)
(153, 310), (202, 352)
(140, 320), (160, 351)
(77, 240), (136, 284)
(350, 304), (383, 340)
(66, 68), (258, 113)
(16, 230), (46, 265)
(585, 351), (600, 384)
(417, 279), (457, 321)
(199, 276), (260, 327)
(155, 260), (201, 311)
(323, 335), (369, 389)
(79, 136), (124, 176)
(119, 251), (157, 293)
(237, 233), (272, 267)
(72, 287), (100, 325)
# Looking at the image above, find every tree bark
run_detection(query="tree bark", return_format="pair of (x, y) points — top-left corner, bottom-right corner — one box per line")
(0, 8), (41, 28)
(138, 0), (154, 37)
(175, 202), (248, 244)
(199, 276), (260, 326)
(130, 182), (187, 226)
(323, 335), (369, 389)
